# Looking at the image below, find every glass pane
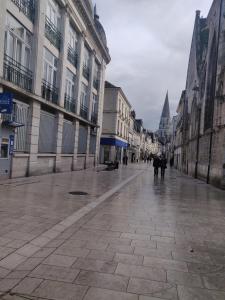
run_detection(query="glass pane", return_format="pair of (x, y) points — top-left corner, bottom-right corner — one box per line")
(7, 33), (14, 58)
(24, 47), (30, 69)
(48, 66), (53, 83)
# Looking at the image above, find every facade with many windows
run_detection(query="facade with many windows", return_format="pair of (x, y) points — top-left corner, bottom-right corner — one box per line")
(0, 0), (110, 178)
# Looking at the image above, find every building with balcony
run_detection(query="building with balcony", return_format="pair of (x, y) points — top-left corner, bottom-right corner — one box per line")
(0, 0), (110, 178)
(100, 81), (131, 163)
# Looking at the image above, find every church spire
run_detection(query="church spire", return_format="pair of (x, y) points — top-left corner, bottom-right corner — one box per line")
(161, 91), (170, 119)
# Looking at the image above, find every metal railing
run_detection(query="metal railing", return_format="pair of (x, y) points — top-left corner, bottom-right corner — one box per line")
(67, 46), (78, 68)
(11, 0), (35, 22)
(41, 80), (58, 104)
(93, 78), (99, 90)
(91, 112), (98, 124)
(2, 103), (17, 123)
(82, 65), (90, 81)
(80, 103), (88, 120)
(64, 94), (76, 113)
(3, 54), (33, 92)
(45, 16), (62, 50)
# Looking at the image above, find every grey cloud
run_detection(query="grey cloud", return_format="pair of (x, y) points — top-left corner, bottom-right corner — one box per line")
(95, 0), (212, 130)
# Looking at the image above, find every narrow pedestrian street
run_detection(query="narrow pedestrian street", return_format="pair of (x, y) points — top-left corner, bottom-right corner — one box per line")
(0, 165), (225, 299)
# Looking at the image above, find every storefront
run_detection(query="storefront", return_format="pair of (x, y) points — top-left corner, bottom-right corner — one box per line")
(100, 137), (128, 163)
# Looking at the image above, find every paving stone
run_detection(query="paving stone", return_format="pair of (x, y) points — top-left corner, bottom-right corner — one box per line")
(121, 233), (150, 241)
(32, 247), (56, 258)
(76, 270), (129, 292)
(85, 241), (109, 251)
(87, 250), (115, 261)
(187, 262), (225, 275)
(0, 247), (15, 260)
(16, 257), (43, 271)
(131, 240), (157, 249)
(177, 285), (225, 300)
(6, 270), (29, 279)
(0, 278), (21, 292)
(29, 264), (80, 282)
(0, 253), (27, 269)
(72, 258), (117, 273)
(32, 279), (88, 300)
(114, 253), (143, 266)
(167, 270), (203, 288)
(12, 277), (43, 294)
(116, 263), (166, 282)
(128, 277), (178, 299)
(43, 254), (77, 267)
(172, 250), (213, 264)
(5, 240), (27, 249)
(55, 246), (90, 257)
(203, 275), (225, 291)
(16, 244), (40, 257)
(143, 256), (188, 272)
(83, 287), (138, 300)
(151, 236), (175, 244)
(139, 296), (166, 300)
(134, 247), (172, 259)
(0, 267), (11, 278)
(99, 237), (131, 246)
(107, 244), (134, 254)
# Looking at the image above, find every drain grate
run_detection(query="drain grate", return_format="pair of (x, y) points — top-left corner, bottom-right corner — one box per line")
(69, 191), (88, 196)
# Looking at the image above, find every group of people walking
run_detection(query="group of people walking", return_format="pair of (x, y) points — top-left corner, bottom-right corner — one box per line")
(153, 154), (168, 178)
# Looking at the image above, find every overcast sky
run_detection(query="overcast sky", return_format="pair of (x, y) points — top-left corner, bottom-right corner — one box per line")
(95, 0), (212, 130)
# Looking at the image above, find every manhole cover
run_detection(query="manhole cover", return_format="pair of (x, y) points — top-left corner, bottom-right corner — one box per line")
(69, 191), (88, 195)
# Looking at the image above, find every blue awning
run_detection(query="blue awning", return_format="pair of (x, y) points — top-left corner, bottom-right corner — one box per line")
(101, 137), (128, 148)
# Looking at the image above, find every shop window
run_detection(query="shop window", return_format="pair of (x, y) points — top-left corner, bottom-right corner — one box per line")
(1, 138), (9, 158)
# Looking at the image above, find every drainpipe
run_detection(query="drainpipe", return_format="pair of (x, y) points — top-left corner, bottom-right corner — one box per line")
(207, 0), (223, 184)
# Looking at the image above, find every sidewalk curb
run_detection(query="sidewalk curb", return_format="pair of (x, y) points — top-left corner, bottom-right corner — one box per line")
(0, 169), (144, 270)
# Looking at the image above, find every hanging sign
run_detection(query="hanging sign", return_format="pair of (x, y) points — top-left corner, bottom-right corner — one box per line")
(0, 93), (13, 114)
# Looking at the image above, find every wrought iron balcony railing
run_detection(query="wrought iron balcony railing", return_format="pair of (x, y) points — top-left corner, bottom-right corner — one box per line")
(91, 112), (98, 124)
(41, 80), (58, 104)
(82, 65), (90, 81)
(80, 103), (88, 120)
(11, 0), (35, 22)
(93, 78), (99, 90)
(3, 54), (33, 92)
(45, 16), (62, 50)
(64, 94), (76, 113)
(67, 46), (78, 68)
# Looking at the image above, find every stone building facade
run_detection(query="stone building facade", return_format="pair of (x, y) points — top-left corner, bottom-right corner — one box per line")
(0, 0), (110, 178)
(100, 81), (131, 163)
(174, 0), (225, 188)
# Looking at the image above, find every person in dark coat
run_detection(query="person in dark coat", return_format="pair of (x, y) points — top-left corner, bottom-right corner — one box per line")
(161, 155), (167, 178)
(153, 155), (161, 176)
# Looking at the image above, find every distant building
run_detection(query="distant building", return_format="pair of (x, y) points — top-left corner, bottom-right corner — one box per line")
(100, 81), (131, 163)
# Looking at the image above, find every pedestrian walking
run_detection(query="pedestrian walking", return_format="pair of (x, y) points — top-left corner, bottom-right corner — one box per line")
(153, 155), (160, 177)
(161, 155), (167, 178)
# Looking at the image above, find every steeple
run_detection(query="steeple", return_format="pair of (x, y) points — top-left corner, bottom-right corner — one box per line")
(161, 91), (170, 119)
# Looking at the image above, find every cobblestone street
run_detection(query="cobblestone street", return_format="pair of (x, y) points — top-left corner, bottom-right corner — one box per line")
(0, 165), (225, 299)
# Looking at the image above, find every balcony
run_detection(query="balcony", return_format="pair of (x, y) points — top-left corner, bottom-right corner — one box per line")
(64, 94), (76, 113)
(11, 0), (35, 22)
(41, 80), (58, 104)
(91, 112), (98, 124)
(67, 46), (78, 68)
(82, 65), (90, 81)
(93, 78), (99, 90)
(1, 103), (24, 128)
(45, 16), (62, 50)
(80, 103), (88, 120)
(3, 54), (33, 92)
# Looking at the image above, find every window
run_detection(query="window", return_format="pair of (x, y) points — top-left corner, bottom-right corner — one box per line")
(65, 69), (75, 98)
(46, 0), (61, 29)
(0, 138), (9, 159)
(80, 83), (88, 107)
(83, 47), (90, 68)
(5, 13), (32, 69)
(43, 48), (58, 86)
(117, 120), (120, 135)
(92, 93), (98, 114)
(68, 25), (78, 50)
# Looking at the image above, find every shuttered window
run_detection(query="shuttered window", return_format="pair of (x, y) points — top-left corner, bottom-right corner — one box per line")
(38, 111), (56, 153)
(14, 101), (29, 152)
(62, 120), (75, 154)
(78, 125), (87, 154)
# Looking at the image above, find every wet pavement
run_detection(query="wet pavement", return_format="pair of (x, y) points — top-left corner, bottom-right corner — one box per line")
(0, 165), (225, 299)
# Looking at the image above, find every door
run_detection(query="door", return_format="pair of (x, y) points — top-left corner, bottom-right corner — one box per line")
(0, 137), (11, 178)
